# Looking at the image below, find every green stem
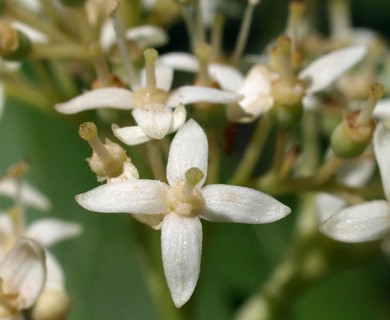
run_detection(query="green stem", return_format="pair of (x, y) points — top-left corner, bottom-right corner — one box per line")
(229, 116), (271, 186)
(146, 141), (166, 182)
(206, 129), (220, 184)
(31, 43), (92, 60)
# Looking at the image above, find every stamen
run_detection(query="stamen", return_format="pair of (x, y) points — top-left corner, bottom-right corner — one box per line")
(286, 1), (306, 51)
(356, 82), (385, 126)
(194, 43), (212, 86)
(0, 278), (19, 316)
(183, 167), (204, 198)
(328, 0), (351, 41)
(79, 122), (124, 177)
(109, 0), (139, 90)
(211, 13), (225, 62)
(230, 0), (260, 65)
(276, 35), (295, 86)
(143, 48), (158, 90)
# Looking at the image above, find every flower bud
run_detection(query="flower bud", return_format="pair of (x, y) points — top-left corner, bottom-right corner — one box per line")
(32, 290), (71, 320)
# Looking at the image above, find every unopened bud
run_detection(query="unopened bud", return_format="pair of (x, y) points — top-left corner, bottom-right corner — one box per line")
(32, 290), (70, 320)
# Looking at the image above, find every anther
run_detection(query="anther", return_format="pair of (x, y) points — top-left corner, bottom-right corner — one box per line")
(356, 82), (386, 126)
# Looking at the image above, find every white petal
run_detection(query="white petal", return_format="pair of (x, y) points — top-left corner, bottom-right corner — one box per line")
(167, 86), (242, 107)
(0, 238), (46, 309)
(238, 65), (275, 117)
(373, 98), (390, 124)
(320, 200), (390, 242)
(55, 88), (134, 114)
(76, 180), (168, 214)
(201, 185), (291, 223)
(161, 214), (202, 308)
(112, 124), (152, 146)
(336, 157), (375, 187)
(315, 193), (347, 223)
(24, 218), (82, 247)
(140, 62), (174, 92)
(99, 20), (116, 51)
(352, 28), (378, 46)
(208, 64), (244, 92)
(0, 178), (50, 211)
(158, 52), (199, 72)
(132, 105), (173, 139)
(126, 25), (168, 48)
(298, 46), (367, 94)
(166, 119), (208, 187)
(44, 251), (65, 292)
(12, 21), (48, 44)
(374, 123), (390, 199)
(169, 104), (187, 133)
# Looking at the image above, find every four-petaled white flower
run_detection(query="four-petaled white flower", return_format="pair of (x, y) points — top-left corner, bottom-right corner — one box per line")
(0, 237), (46, 320)
(55, 49), (242, 146)
(76, 119), (291, 307)
(320, 123), (390, 242)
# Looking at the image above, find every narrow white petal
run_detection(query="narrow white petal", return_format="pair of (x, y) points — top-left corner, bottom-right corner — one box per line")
(140, 62), (174, 92)
(132, 105), (173, 139)
(44, 251), (65, 292)
(0, 238), (46, 309)
(161, 214), (202, 308)
(99, 20), (116, 51)
(158, 53), (199, 72)
(167, 86), (242, 108)
(299, 46), (367, 94)
(55, 88), (134, 114)
(373, 98), (390, 122)
(76, 180), (168, 214)
(315, 193), (347, 223)
(320, 200), (390, 242)
(374, 123), (390, 199)
(126, 25), (168, 48)
(112, 124), (152, 146)
(352, 28), (378, 46)
(169, 105), (187, 133)
(0, 178), (51, 211)
(25, 218), (82, 247)
(201, 185), (291, 223)
(208, 64), (244, 92)
(12, 21), (48, 44)
(336, 157), (375, 187)
(238, 65), (275, 117)
(166, 119), (208, 187)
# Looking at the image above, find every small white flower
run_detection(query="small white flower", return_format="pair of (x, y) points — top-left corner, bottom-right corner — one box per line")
(76, 119), (291, 307)
(0, 237), (46, 319)
(320, 123), (390, 242)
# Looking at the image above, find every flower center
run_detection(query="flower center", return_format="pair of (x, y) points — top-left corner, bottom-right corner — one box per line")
(166, 168), (205, 217)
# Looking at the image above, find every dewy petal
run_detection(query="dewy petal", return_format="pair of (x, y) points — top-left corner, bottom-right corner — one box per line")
(208, 64), (244, 92)
(125, 25), (168, 48)
(55, 88), (134, 114)
(166, 119), (208, 187)
(167, 86), (242, 108)
(112, 124), (152, 146)
(161, 214), (202, 308)
(200, 185), (291, 223)
(0, 238), (46, 309)
(140, 62), (174, 92)
(0, 178), (51, 211)
(320, 200), (390, 242)
(158, 52), (199, 72)
(298, 46), (367, 95)
(76, 180), (168, 214)
(374, 123), (390, 200)
(132, 105), (173, 139)
(238, 65), (275, 117)
(24, 218), (82, 247)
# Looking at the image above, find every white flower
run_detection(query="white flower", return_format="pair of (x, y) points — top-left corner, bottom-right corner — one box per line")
(0, 237), (46, 319)
(76, 119), (291, 307)
(56, 50), (242, 145)
(320, 123), (390, 242)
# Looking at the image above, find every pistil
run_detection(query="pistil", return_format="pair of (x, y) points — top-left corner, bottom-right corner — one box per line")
(356, 82), (385, 126)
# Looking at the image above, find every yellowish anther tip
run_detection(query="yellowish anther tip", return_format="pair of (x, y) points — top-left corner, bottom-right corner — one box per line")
(185, 167), (204, 185)
(144, 48), (158, 63)
(79, 122), (98, 141)
(277, 35), (292, 53)
(194, 43), (212, 61)
(370, 82), (386, 100)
